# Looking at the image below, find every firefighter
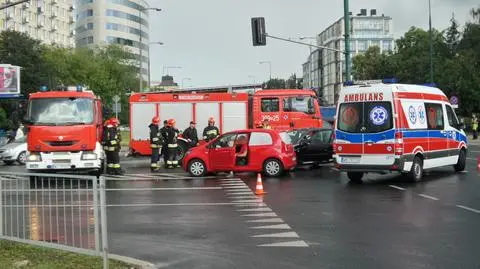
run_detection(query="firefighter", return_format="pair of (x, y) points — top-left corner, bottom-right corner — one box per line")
(262, 119), (272, 129)
(183, 121), (199, 147)
(160, 120), (168, 167)
(203, 117), (220, 142)
(165, 119), (180, 169)
(104, 117), (124, 175)
(149, 116), (163, 172)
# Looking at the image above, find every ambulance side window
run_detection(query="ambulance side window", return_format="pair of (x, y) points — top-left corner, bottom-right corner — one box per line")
(261, 98), (279, 112)
(425, 103), (444, 130)
(446, 105), (460, 129)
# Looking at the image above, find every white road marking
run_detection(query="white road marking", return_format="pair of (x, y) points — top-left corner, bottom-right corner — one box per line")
(225, 192), (254, 196)
(106, 202), (260, 207)
(106, 187), (222, 191)
(469, 150), (480, 153)
(467, 157), (477, 161)
(219, 178), (243, 181)
(389, 185), (406, 191)
(233, 199), (264, 203)
(222, 186), (251, 189)
(456, 205), (480, 214)
(242, 212), (278, 217)
(459, 171), (469, 173)
(418, 194), (439, 201)
(252, 231), (299, 238)
(230, 196), (258, 199)
(250, 224), (291, 229)
(220, 183), (248, 186)
(257, 240), (309, 247)
(237, 207), (272, 212)
(245, 218), (283, 223)
(234, 203), (266, 207)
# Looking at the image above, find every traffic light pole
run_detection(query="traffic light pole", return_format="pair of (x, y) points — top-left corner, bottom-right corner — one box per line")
(344, 0), (351, 82)
(0, 0), (30, 11)
(264, 34), (344, 53)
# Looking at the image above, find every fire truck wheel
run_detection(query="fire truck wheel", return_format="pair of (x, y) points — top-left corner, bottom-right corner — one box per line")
(454, 149), (466, 172)
(188, 159), (207, 177)
(263, 158), (284, 177)
(347, 172), (363, 184)
(409, 156), (424, 182)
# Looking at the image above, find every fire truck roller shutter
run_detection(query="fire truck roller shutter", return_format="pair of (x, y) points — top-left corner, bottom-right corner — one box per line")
(132, 103), (156, 140)
(195, 102), (219, 141)
(159, 103), (192, 132)
(222, 102), (248, 133)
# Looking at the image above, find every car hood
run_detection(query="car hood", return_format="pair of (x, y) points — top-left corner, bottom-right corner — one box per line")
(0, 142), (26, 151)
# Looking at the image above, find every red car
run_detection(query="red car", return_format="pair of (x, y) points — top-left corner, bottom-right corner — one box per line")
(183, 129), (297, 177)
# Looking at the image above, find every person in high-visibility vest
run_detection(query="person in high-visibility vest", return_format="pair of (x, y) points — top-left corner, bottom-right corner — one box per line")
(203, 117), (220, 142)
(103, 118), (124, 175)
(165, 119), (180, 169)
(149, 116), (163, 172)
(262, 119), (272, 129)
(160, 120), (168, 167)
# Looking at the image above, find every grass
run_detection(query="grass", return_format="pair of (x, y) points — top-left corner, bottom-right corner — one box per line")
(120, 131), (130, 147)
(0, 240), (139, 269)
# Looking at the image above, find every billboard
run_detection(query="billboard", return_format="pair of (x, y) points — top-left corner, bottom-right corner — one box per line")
(0, 64), (20, 96)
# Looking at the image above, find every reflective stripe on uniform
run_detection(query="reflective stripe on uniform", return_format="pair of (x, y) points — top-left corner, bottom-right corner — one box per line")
(107, 164), (115, 168)
(152, 137), (159, 142)
(151, 144), (160, 148)
(113, 164), (121, 168)
(167, 161), (173, 165)
(110, 140), (117, 145)
(207, 130), (217, 135)
(172, 160), (178, 165)
(151, 163), (159, 167)
(203, 136), (207, 139)
(168, 144), (178, 148)
(105, 147), (116, 151)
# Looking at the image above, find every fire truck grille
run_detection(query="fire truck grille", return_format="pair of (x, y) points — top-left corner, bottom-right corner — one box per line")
(48, 141), (77, 146)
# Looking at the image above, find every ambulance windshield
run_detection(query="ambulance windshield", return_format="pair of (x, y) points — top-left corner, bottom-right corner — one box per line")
(337, 102), (393, 133)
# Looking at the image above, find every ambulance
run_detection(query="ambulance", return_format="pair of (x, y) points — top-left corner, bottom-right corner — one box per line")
(333, 82), (467, 183)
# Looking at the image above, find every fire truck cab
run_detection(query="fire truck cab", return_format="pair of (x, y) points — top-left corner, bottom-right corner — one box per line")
(129, 89), (322, 160)
(25, 86), (105, 174)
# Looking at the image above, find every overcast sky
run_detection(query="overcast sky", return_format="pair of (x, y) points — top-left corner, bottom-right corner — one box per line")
(145, 0), (478, 88)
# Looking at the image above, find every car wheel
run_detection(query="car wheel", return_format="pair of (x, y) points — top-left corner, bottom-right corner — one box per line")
(454, 149), (466, 172)
(17, 151), (27, 165)
(347, 172), (363, 184)
(188, 159), (207, 177)
(409, 156), (423, 182)
(263, 158), (284, 177)
(3, 160), (15, 165)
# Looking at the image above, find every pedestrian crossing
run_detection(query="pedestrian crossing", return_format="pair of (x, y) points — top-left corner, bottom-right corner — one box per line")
(103, 173), (216, 180)
(218, 177), (309, 248)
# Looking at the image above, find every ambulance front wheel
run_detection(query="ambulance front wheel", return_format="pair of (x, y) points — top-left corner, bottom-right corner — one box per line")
(454, 149), (466, 172)
(409, 156), (424, 182)
(347, 172), (363, 184)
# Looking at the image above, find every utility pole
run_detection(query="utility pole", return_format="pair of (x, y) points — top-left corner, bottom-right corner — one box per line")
(343, 0), (351, 82)
(428, 0), (434, 83)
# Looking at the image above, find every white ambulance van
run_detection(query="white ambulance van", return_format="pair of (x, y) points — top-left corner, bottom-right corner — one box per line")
(333, 83), (467, 183)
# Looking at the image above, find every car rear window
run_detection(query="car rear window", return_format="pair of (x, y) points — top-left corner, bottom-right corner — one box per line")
(337, 101), (393, 133)
(279, 132), (292, 144)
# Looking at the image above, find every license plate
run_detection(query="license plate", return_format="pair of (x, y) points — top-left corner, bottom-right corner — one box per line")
(341, 157), (360, 164)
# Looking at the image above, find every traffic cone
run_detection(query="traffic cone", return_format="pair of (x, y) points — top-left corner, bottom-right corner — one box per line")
(255, 173), (266, 195)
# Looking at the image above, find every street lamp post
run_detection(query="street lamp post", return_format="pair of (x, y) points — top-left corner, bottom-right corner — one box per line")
(344, 0), (351, 82)
(248, 75), (256, 84)
(182, 78), (191, 89)
(147, 42), (163, 89)
(163, 66), (182, 75)
(428, 0), (434, 83)
(139, 7), (161, 92)
(259, 61), (271, 81)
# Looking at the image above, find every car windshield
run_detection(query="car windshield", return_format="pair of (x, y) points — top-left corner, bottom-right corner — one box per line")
(283, 96), (316, 114)
(286, 129), (308, 144)
(28, 97), (94, 126)
(337, 101), (393, 133)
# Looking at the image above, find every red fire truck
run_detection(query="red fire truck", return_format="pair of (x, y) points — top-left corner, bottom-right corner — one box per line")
(129, 89), (323, 160)
(25, 86), (105, 175)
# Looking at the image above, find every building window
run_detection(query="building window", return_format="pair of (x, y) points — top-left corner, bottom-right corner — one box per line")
(105, 36), (147, 50)
(105, 23), (148, 39)
(106, 9), (148, 27)
(78, 0), (94, 5)
(107, 0), (148, 15)
(77, 9), (93, 20)
(77, 35), (94, 46)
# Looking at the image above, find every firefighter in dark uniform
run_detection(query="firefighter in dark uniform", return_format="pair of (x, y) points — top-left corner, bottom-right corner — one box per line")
(202, 117), (220, 142)
(160, 120), (168, 167)
(103, 118), (124, 175)
(165, 119), (180, 169)
(183, 121), (199, 147)
(149, 116), (163, 172)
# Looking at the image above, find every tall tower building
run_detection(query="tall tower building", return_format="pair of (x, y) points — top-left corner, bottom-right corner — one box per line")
(0, 0), (75, 47)
(75, 0), (150, 81)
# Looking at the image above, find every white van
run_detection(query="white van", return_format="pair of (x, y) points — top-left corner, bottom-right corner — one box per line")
(333, 83), (467, 183)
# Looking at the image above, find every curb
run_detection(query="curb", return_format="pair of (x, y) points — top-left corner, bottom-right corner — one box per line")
(109, 253), (156, 269)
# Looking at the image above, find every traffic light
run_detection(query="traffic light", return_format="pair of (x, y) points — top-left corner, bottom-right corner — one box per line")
(251, 17), (266, 46)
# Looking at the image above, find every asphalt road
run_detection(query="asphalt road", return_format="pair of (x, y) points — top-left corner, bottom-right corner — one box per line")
(1, 145), (480, 268)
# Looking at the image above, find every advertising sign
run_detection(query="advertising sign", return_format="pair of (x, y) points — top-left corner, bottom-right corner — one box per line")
(0, 64), (20, 97)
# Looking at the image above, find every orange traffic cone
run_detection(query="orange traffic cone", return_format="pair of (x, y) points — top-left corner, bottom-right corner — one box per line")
(255, 173), (266, 195)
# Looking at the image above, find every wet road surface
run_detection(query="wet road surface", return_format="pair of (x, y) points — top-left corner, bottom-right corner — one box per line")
(1, 145), (480, 268)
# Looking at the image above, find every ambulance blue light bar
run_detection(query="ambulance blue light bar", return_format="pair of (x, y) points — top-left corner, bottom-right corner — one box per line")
(422, 82), (437, 87)
(382, 78), (398, 84)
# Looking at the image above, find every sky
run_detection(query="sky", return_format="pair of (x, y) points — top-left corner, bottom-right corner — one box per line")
(145, 0), (478, 88)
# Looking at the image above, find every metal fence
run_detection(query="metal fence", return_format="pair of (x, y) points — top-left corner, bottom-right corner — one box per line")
(0, 172), (110, 268)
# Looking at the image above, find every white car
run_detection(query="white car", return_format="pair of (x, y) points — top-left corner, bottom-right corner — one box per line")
(0, 136), (27, 165)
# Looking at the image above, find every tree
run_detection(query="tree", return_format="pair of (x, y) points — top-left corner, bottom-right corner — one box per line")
(352, 46), (395, 80)
(264, 78), (286, 89)
(286, 74), (297, 89)
(0, 30), (48, 94)
(445, 13), (461, 56)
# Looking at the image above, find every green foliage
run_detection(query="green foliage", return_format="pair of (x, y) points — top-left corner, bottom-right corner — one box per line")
(351, 7), (480, 115)
(264, 78), (286, 89)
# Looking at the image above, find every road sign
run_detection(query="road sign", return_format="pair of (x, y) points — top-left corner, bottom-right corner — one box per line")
(112, 103), (121, 113)
(112, 95), (120, 103)
(449, 95), (459, 109)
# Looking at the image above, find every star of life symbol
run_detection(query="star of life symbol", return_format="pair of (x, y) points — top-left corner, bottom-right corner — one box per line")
(283, 114), (288, 120)
(369, 106), (388, 126)
(418, 105), (426, 124)
(408, 106), (417, 124)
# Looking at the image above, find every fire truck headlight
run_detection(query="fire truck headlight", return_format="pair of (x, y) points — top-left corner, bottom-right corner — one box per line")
(81, 152), (97, 160)
(27, 153), (41, 162)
